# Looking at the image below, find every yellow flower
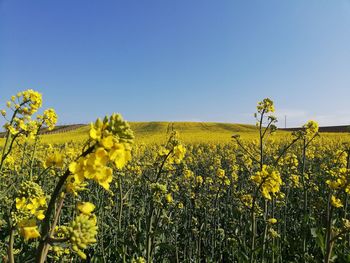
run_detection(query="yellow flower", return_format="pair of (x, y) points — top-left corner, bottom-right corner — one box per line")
(100, 136), (114, 150)
(268, 218), (277, 224)
(268, 228), (280, 238)
(331, 195), (343, 208)
(90, 127), (101, 140)
(158, 147), (170, 157)
(69, 149), (114, 191)
(132, 257), (146, 263)
(7, 125), (19, 135)
(45, 152), (63, 168)
(77, 202), (96, 215)
(303, 120), (319, 137)
(184, 169), (194, 180)
(172, 144), (186, 164)
(257, 98), (275, 113)
(251, 165), (282, 200)
(17, 218), (41, 241)
(165, 193), (173, 203)
(196, 176), (203, 185)
(42, 108), (58, 130)
(13, 181), (47, 229)
(95, 167), (113, 190)
(16, 197), (26, 210)
(109, 143), (131, 169)
(92, 148), (109, 167)
(291, 175), (301, 188)
(216, 168), (225, 178)
(21, 225), (41, 240)
(36, 210), (45, 220)
(66, 174), (88, 196)
(240, 194), (253, 208)
(89, 118), (103, 140)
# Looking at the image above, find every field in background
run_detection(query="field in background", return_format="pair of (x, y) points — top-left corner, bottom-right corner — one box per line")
(2, 121), (350, 145)
(36, 122), (261, 144)
(37, 122), (350, 144)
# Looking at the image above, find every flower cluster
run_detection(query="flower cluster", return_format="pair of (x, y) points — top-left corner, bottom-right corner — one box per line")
(254, 98), (277, 132)
(158, 144), (186, 165)
(326, 167), (350, 192)
(12, 181), (47, 240)
(67, 114), (134, 194)
(5, 90), (42, 116)
(279, 154), (301, 188)
(68, 148), (113, 191)
(257, 98), (275, 113)
(90, 113), (134, 144)
(251, 165), (282, 200)
(303, 120), (319, 138)
(45, 151), (64, 168)
(38, 108), (58, 131)
(240, 194), (253, 208)
(61, 211), (98, 259)
(1, 90), (57, 138)
(216, 168), (230, 186)
(3, 118), (38, 137)
(331, 195), (343, 208)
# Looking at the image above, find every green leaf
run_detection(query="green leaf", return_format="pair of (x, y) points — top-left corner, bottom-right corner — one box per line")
(311, 227), (325, 256)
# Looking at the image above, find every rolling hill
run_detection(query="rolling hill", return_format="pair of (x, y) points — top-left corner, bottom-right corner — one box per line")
(2, 122), (350, 144)
(0, 122), (258, 144)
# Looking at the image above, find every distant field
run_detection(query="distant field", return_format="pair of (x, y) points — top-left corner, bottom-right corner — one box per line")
(2, 122), (350, 145)
(38, 122), (261, 144)
(281, 125), (350, 133)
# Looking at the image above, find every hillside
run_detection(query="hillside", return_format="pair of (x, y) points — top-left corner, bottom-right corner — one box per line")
(0, 122), (258, 144)
(128, 122), (259, 144)
(3, 122), (349, 144)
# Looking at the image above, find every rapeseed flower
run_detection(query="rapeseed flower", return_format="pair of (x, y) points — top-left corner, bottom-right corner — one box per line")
(331, 195), (343, 208)
(251, 165), (282, 200)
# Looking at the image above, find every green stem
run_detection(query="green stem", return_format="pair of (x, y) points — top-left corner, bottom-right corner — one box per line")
(324, 196), (334, 263)
(118, 176), (123, 230)
(146, 203), (155, 263)
(300, 139), (308, 254)
(36, 145), (94, 263)
(39, 195), (66, 262)
(262, 200), (268, 262)
(250, 211), (256, 263)
(8, 228), (15, 263)
(29, 134), (40, 180)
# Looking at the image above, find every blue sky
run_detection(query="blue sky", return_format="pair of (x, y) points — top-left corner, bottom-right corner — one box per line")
(1, 0), (350, 127)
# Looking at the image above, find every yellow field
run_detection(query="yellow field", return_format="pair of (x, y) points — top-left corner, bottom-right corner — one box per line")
(2, 121), (350, 146)
(2, 91), (350, 263)
(21, 122), (259, 144)
(14, 121), (350, 145)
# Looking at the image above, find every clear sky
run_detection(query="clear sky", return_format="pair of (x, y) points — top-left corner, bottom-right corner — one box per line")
(1, 0), (350, 127)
